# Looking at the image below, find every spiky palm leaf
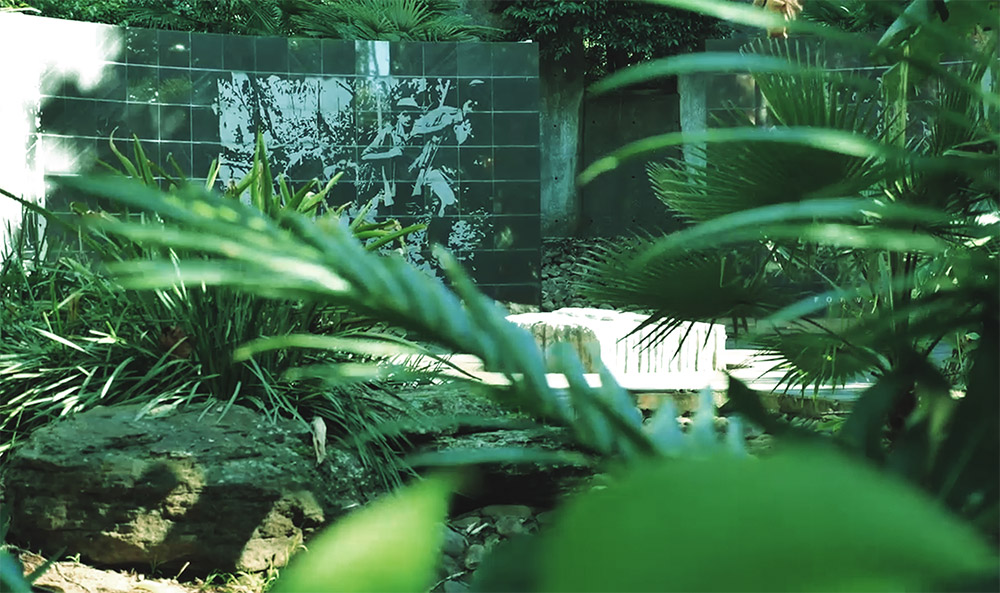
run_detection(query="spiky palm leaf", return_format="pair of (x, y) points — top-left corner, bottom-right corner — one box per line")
(754, 329), (886, 393)
(579, 236), (792, 345)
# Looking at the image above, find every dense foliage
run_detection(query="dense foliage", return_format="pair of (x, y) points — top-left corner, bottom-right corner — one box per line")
(801, 0), (912, 32)
(0, 134), (426, 487)
(492, 0), (729, 79)
(18, 0), (495, 40)
(3, 0), (998, 590)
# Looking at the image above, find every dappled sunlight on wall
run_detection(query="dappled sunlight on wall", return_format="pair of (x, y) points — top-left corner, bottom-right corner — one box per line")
(0, 13), (122, 257)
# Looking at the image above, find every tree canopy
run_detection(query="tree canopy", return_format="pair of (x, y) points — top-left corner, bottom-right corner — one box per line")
(19, 0), (495, 40)
(492, 0), (730, 79)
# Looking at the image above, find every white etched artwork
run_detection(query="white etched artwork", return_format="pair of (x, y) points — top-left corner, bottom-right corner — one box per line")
(216, 71), (492, 276)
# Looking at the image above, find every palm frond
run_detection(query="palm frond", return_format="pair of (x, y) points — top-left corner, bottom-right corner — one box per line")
(52, 174), (747, 463)
(578, 236), (786, 332)
(752, 329), (886, 393)
(645, 37), (889, 223)
(290, 0), (496, 41)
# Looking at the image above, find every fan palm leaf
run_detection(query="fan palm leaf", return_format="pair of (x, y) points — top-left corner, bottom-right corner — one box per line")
(647, 37), (887, 224)
(289, 0), (496, 41)
(754, 329), (886, 393)
(579, 236), (790, 339)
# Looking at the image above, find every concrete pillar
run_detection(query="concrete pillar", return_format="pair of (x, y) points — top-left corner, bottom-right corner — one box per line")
(539, 53), (584, 237)
(678, 72), (707, 173)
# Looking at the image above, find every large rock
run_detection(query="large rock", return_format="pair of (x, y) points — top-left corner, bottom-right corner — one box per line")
(4, 403), (376, 574)
(395, 383), (595, 510)
(504, 308), (725, 380)
(4, 384), (596, 577)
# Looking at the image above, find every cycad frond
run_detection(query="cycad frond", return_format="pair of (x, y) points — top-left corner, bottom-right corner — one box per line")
(57, 175), (737, 463)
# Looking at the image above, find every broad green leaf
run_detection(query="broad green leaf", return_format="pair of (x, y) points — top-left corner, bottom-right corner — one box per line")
(541, 446), (998, 592)
(578, 127), (893, 185)
(642, 0), (881, 50)
(627, 199), (951, 272)
(0, 552), (32, 593)
(272, 473), (457, 593)
(589, 53), (822, 96)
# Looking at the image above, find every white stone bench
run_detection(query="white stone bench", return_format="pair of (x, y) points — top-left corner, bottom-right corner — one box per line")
(503, 308), (726, 382)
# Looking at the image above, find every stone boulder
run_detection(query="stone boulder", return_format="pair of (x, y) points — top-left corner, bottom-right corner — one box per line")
(394, 383), (595, 509)
(504, 308), (726, 380)
(4, 403), (377, 574)
(4, 383), (599, 578)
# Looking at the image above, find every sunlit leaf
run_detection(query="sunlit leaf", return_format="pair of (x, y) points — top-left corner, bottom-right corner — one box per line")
(272, 473), (457, 593)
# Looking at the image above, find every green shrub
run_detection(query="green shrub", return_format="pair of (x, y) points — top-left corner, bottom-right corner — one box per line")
(0, 133), (425, 487)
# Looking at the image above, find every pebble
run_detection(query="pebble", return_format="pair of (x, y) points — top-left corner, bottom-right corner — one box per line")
(464, 544), (486, 570)
(442, 527), (467, 558)
(480, 504), (533, 519)
(443, 580), (470, 593)
(495, 515), (527, 536)
(440, 555), (462, 578)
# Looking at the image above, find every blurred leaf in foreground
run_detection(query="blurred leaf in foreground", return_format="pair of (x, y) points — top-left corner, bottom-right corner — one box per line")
(540, 446), (997, 592)
(272, 472), (456, 593)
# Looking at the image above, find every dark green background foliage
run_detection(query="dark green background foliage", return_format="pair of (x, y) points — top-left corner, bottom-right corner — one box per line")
(22, 0), (290, 34)
(492, 0), (729, 79)
(802, 0), (912, 33)
(21, 0), (493, 40)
